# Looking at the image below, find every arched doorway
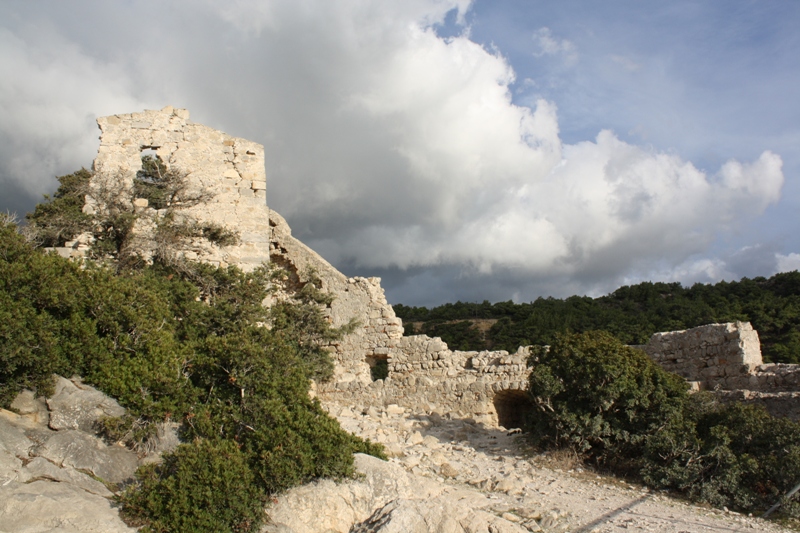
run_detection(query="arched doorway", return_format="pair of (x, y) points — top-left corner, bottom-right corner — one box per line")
(493, 389), (532, 430)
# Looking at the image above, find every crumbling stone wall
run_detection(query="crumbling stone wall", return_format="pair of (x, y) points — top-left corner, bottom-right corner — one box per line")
(78, 108), (800, 426)
(639, 322), (763, 389)
(82, 106), (270, 270)
(82, 107), (407, 394)
(268, 210), (404, 386)
(639, 322), (800, 420)
(320, 335), (531, 427)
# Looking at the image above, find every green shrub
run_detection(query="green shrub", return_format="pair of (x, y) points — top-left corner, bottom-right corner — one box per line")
(526, 331), (688, 465)
(25, 168), (93, 247)
(0, 217), (96, 403)
(526, 330), (800, 518)
(642, 394), (800, 516)
(1, 210), (385, 532)
(120, 439), (265, 533)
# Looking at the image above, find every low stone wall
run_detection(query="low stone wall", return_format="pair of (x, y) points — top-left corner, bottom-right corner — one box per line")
(715, 390), (800, 421)
(640, 322), (763, 388)
(320, 336), (531, 427)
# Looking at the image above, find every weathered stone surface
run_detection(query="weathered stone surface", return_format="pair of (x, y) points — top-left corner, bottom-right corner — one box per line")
(0, 416), (35, 457)
(264, 452), (530, 533)
(0, 480), (136, 533)
(24, 457), (114, 498)
(34, 430), (138, 485)
(0, 444), (31, 485)
(643, 322), (763, 386)
(350, 494), (529, 532)
(10, 389), (50, 427)
(47, 376), (125, 432)
(89, 107), (270, 271)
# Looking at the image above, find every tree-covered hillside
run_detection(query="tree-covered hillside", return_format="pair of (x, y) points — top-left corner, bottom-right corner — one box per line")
(394, 273), (800, 363)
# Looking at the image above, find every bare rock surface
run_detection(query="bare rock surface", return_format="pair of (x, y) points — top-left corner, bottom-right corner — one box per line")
(23, 457), (114, 498)
(0, 480), (135, 533)
(46, 376), (125, 432)
(34, 430), (138, 486)
(0, 383), (139, 532)
(263, 453), (528, 533)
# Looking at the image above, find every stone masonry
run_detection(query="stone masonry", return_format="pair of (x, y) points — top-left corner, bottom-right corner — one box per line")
(639, 321), (763, 389)
(78, 107), (533, 426)
(75, 106), (270, 269)
(80, 108), (800, 426)
(639, 322), (800, 419)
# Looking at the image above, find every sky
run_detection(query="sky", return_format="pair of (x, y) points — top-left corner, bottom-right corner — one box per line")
(1, 0), (798, 306)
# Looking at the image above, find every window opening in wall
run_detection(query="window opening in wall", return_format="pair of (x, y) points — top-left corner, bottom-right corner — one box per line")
(135, 147), (170, 210)
(493, 389), (532, 430)
(366, 355), (389, 381)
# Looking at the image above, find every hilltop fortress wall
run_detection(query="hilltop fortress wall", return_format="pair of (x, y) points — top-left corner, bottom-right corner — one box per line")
(79, 107), (800, 425)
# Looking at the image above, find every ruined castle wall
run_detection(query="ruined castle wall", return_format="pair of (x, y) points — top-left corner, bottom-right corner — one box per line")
(87, 107), (270, 270)
(640, 321), (800, 419)
(320, 334), (531, 426)
(641, 322), (763, 389)
(268, 210), (404, 386)
(83, 107), (407, 392)
(79, 108), (800, 426)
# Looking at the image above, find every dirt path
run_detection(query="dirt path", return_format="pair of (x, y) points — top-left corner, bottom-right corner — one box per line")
(327, 402), (794, 532)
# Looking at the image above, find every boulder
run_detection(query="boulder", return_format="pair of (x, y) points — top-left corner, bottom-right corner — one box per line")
(34, 429), (138, 486)
(46, 376), (126, 432)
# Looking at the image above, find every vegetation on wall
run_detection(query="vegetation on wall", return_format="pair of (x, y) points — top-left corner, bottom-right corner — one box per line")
(526, 331), (800, 519)
(394, 273), (800, 363)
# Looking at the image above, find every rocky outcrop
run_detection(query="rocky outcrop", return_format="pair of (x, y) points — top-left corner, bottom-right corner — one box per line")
(262, 400), (786, 533)
(0, 376), (165, 533)
(264, 453), (531, 533)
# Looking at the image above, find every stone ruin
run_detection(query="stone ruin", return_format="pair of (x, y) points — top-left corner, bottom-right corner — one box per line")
(76, 107), (800, 425)
(638, 322), (800, 419)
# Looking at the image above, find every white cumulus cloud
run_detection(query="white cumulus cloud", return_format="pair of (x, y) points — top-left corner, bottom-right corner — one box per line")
(0, 0), (788, 303)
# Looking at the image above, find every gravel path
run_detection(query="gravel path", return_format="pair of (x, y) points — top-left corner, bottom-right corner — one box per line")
(327, 402), (795, 532)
